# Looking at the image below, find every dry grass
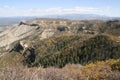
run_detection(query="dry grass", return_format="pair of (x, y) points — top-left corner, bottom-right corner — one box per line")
(0, 59), (120, 80)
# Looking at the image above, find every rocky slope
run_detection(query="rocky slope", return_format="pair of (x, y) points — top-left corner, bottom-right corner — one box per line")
(0, 19), (96, 51)
(0, 18), (120, 54)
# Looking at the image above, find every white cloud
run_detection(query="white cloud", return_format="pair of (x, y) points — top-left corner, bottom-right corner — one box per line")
(0, 6), (110, 17)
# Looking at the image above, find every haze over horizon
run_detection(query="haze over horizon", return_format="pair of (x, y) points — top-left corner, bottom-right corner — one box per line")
(0, 0), (120, 17)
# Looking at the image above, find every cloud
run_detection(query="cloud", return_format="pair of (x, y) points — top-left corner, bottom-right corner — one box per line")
(0, 6), (110, 17)
(28, 7), (104, 15)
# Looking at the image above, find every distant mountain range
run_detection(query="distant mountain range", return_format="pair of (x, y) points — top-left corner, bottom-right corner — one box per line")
(0, 17), (35, 25)
(41, 14), (120, 20)
(0, 17), (35, 31)
(0, 14), (120, 27)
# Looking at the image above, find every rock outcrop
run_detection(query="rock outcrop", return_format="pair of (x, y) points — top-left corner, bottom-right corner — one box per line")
(0, 24), (38, 48)
(6, 40), (36, 67)
(6, 41), (23, 53)
(40, 29), (55, 39)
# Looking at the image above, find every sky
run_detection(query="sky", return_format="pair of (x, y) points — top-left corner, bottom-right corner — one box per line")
(0, 0), (120, 17)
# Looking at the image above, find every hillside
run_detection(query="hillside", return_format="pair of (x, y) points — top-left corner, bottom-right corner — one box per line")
(30, 34), (120, 67)
(0, 19), (120, 48)
(0, 19), (120, 80)
(0, 33), (120, 80)
(0, 34), (120, 68)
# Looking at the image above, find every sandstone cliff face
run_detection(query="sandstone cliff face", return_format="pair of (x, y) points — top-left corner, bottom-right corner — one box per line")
(0, 25), (38, 48)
